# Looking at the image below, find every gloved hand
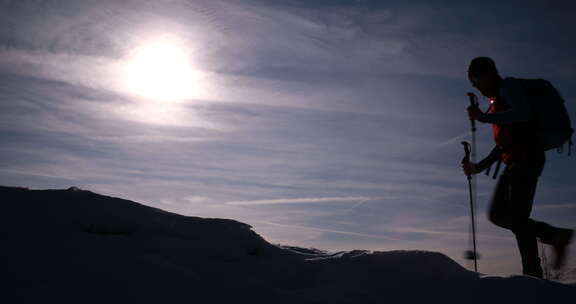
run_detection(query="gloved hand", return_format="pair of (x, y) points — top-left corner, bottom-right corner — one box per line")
(462, 160), (480, 176)
(467, 105), (485, 122)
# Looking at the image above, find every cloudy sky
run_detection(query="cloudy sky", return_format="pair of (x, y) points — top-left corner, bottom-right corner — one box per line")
(1, 0), (575, 276)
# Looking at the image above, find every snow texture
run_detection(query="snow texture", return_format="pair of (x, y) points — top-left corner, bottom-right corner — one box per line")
(1, 186), (574, 303)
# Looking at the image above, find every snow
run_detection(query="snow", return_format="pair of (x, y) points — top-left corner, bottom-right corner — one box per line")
(1, 186), (574, 303)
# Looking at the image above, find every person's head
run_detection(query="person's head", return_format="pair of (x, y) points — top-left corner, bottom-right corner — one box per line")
(467, 57), (501, 98)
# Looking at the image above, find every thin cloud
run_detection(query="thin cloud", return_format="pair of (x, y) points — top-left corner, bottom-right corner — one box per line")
(389, 226), (511, 241)
(226, 196), (377, 206)
(183, 196), (210, 202)
(535, 203), (576, 210)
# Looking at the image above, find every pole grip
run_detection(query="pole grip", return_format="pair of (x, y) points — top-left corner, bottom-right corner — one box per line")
(461, 141), (471, 164)
(461, 141), (472, 180)
(466, 93), (479, 132)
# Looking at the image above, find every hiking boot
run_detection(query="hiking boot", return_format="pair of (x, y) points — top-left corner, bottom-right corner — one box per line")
(552, 228), (573, 269)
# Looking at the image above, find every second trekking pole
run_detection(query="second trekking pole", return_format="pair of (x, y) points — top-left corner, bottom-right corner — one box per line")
(461, 141), (478, 273)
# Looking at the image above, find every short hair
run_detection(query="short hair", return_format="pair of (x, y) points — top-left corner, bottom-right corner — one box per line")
(468, 57), (499, 77)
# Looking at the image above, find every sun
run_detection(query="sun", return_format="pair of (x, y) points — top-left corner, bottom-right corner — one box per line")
(123, 40), (199, 102)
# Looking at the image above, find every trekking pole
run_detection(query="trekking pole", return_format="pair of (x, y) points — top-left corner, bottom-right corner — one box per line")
(466, 93), (479, 162)
(465, 92), (480, 272)
(461, 141), (478, 273)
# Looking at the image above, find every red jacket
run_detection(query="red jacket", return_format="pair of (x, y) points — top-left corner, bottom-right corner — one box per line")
(489, 97), (542, 164)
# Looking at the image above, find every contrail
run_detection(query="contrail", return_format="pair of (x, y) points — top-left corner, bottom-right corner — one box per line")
(411, 125), (490, 162)
(343, 198), (371, 213)
(258, 221), (400, 241)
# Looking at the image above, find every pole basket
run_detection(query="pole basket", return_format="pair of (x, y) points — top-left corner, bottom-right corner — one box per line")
(463, 250), (480, 260)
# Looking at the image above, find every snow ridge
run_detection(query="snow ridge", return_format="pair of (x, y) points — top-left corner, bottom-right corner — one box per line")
(1, 186), (574, 303)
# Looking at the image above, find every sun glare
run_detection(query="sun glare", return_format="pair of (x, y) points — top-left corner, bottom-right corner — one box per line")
(124, 40), (199, 102)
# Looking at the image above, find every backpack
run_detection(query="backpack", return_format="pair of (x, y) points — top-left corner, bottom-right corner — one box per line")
(508, 77), (574, 153)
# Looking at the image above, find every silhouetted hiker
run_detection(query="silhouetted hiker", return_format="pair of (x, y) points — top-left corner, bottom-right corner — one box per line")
(462, 57), (573, 278)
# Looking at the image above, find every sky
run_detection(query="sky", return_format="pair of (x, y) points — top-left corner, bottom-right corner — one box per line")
(1, 0), (575, 276)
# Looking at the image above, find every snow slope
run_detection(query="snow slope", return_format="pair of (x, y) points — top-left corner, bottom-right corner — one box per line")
(1, 186), (574, 303)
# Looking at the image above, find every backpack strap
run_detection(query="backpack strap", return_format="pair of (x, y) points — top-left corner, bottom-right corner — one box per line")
(483, 145), (504, 179)
(556, 128), (574, 156)
(484, 158), (503, 179)
(569, 134), (573, 156)
(492, 158), (502, 179)
(570, 128), (574, 156)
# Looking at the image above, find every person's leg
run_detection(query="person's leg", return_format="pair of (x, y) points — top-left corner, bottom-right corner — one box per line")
(487, 172), (513, 230)
(507, 169), (543, 277)
(488, 170), (542, 276)
(508, 166), (573, 270)
(514, 233), (542, 278)
(550, 228), (574, 269)
(487, 164), (573, 275)
(488, 167), (546, 277)
(491, 154), (575, 273)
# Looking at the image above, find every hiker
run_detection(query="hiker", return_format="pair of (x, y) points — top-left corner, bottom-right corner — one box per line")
(462, 57), (573, 278)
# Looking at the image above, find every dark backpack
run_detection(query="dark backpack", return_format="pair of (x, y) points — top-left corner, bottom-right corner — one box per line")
(509, 78), (574, 153)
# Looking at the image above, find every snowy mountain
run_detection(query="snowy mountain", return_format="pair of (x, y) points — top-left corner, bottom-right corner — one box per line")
(1, 186), (574, 303)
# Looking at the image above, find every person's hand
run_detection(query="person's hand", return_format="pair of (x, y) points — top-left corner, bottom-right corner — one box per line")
(462, 161), (479, 176)
(467, 105), (484, 121)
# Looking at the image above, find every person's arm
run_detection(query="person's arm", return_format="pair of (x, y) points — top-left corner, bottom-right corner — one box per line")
(462, 145), (502, 176)
(478, 79), (532, 124)
(475, 145), (502, 172)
